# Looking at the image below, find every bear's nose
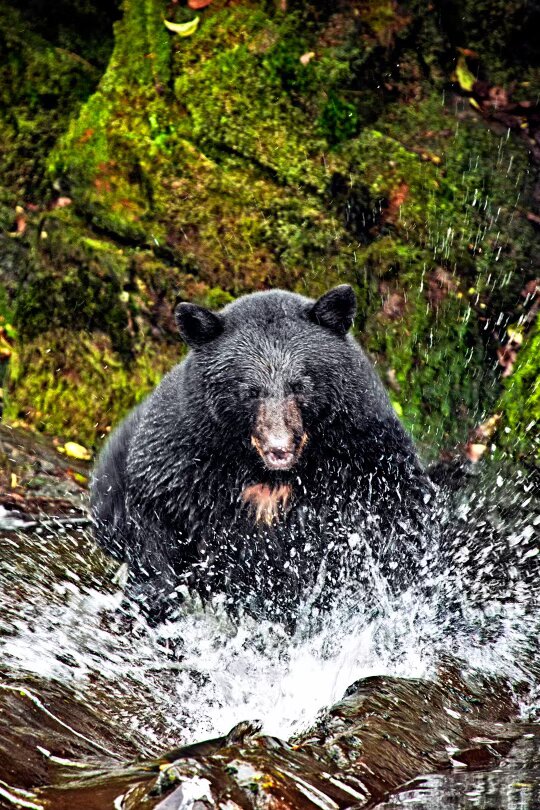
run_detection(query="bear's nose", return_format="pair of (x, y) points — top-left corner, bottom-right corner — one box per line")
(269, 445), (290, 459)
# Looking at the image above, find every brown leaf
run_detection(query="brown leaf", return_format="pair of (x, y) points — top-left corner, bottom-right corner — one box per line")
(15, 213), (26, 235)
(488, 85), (509, 109)
(497, 345), (518, 377)
(465, 443), (488, 463)
(381, 291), (406, 320)
(385, 182), (409, 223)
(427, 267), (458, 307)
(52, 196), (72, 209)
(521, 278), (539, 298)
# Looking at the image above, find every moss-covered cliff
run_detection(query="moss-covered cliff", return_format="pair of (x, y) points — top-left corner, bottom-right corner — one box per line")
(0, 0), (538, 462)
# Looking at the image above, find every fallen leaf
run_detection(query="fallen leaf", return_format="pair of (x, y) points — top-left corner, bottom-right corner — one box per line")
(381, 291), (406, 320)
(15, 211), (27, 235)
(488, 85), (508, 108)
(457, 47), (479, 58)
(497, 345), (518, 377)
(470, 414), (501, 444)
(427, 267), (458, 307)
(384, 182), (409, 223)
(506, 327), (523, 346)
(68, 471), (89, 486)
(53, 196), (72, 209)
(164, 17), (199, 37)
(300, 52), (315, 65)
(454, 54), (476, 92)
(58, 442), (92, 461)
(465, 443), (487, 463)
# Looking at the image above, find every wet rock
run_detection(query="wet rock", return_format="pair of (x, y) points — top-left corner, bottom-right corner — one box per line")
(0, 424), (89, 526)
(0, 663), (531, 810)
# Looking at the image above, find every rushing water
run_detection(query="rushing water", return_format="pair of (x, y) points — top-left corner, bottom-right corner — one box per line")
(0, 460), (538, 766)
(375, 735), (540, 809)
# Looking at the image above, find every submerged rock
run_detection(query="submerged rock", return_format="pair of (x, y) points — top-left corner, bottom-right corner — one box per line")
(0, 666), (530, 809)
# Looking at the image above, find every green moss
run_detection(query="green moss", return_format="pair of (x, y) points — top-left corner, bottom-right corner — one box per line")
(15, 217), (132, 352)
(172, 16), (325, 187)
(48, 0), (174, 239)
(331, 93), (538, 449)
(317, 92), (358, 144)
(4, 329), (179, 445)
(0, 2), (99, 199)
(498, 322), (540, 464)
(1, 0), (538, 458)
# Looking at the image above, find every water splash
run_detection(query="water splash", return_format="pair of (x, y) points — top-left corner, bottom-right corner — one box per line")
(0, 463), (538, 750)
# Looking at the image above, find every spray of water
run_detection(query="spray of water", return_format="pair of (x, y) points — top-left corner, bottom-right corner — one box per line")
(0, 462), (538, 751)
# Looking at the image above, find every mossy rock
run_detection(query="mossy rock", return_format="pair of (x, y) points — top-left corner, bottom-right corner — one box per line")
(1, 0), (538, 459)
(0, 1), (101, 200)
(498, 320), (540, 465)
(4, 328), (180, 446)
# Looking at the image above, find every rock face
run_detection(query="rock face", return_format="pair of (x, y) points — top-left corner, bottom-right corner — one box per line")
(0, 0), (539, 463)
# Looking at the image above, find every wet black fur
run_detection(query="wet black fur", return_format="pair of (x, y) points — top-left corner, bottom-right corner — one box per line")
(91, 288), (433, 624)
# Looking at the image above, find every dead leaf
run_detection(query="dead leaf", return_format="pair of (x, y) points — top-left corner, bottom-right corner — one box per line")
(488, 85), (509, 109)
(427, 267), (458, 307)
(470, 414), (502, 443)
(457, 47), (479, 58)
(58, 442), (92, 461)
(454, 54), (476, 92)
(164, 17), (199, 36)
(383, 182), (409, 224)
(497, 345), (518, 377)
(300, 52), (315, 65)
(381, 291), (406, 320)
(53, 196), (72, 209)
(465, 443), (487, 463)
(15, 205), (26, 235)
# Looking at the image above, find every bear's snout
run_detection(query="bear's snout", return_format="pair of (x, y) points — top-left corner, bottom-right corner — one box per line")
(251, 397), (307, 471)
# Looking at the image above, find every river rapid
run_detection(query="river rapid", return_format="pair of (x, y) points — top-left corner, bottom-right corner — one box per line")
(0, 457), (539, 808)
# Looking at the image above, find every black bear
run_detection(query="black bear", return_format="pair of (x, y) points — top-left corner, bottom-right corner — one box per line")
(91, 286), (432, 624)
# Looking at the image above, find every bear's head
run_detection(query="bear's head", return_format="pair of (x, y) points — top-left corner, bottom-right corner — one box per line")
(175, 286), (358, 474)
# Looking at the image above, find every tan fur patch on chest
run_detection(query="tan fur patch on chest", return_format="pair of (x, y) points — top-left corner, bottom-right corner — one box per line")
(242, 483), (292, 525)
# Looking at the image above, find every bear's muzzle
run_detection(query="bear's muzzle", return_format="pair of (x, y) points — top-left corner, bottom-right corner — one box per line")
(251, 397), (307, 471)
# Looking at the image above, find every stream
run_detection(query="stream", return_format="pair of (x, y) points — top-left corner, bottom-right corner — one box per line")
(0, 428), (539, 808)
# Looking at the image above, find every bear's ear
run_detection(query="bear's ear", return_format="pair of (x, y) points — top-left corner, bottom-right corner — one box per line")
(175, 303), (224, 347)
(308, 285), (356, 336)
